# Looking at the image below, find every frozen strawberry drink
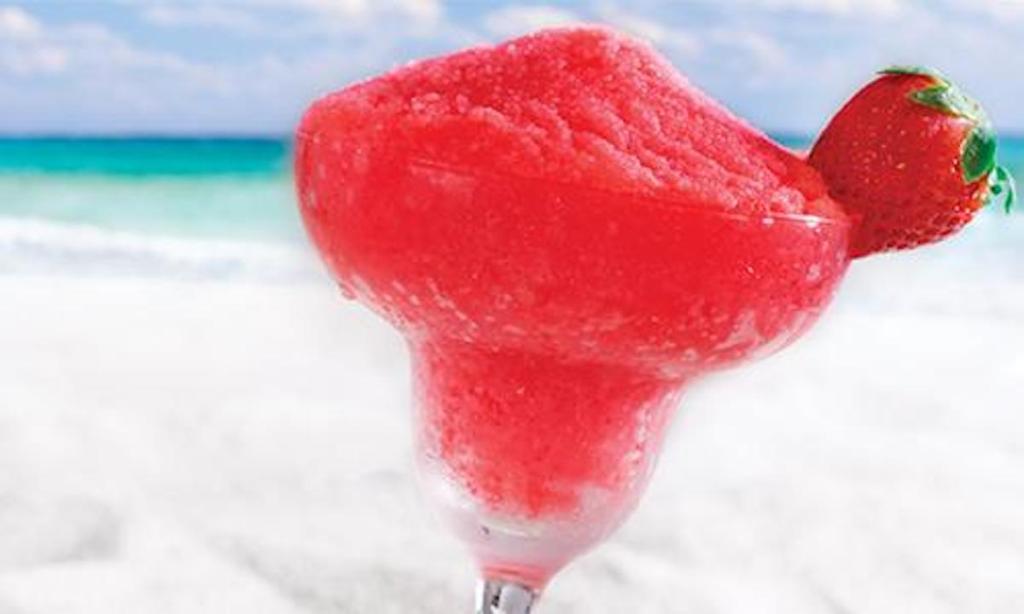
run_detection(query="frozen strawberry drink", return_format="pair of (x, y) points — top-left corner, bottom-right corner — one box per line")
(295, 26), (1011, 613)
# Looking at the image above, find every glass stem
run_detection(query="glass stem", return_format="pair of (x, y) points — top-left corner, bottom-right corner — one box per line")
(475, 578), (540, 614)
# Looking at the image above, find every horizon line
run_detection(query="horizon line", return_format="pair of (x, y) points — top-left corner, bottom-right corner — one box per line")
(0, 133), (289, 140)
(1, 131), (1023, 141)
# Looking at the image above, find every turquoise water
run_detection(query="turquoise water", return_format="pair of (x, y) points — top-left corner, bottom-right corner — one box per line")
(0, 138), (301, 242)
(0, 138), (288, 176)
(0, 137), (1021, 243)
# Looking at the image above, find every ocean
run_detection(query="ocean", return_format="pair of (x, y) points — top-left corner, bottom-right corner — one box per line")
(0, 138), (299, 243)
(1, 136), (1021, 244)
(1, 136), (1022, 281)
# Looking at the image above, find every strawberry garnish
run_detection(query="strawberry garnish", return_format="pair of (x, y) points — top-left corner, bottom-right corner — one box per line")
(809, 66), (1015, 258)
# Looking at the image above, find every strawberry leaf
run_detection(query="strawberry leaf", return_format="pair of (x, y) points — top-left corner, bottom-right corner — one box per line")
(878, 66), (1011, 211)
(910, 84), (982, 120)
(991, 165), (1017, 214)
(880, 65), (944, 79)
(962, 124), (997, 183)
(903, 71), (995, 185)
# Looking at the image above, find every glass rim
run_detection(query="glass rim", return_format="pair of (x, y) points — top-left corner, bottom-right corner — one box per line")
(402, 158), (852, 229)
(292, 132), (851, 228)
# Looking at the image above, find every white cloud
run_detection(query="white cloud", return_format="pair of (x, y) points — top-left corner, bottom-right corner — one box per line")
(946, 0), (1024, 20)
(263, 0), (442, 25)
(284, 0), (368, 16)
(0, 6), (41, 39)
(482, 5), (582, 38)
(130, 0), (444, 36)
(595, 6), (702, 58)
(141, 5), (263, 32)
(711, 29), (788, 71)
(0, 8), (68, 76)
(2, 0), (1021, 134)
(0, 2), (463, 133)
(672, 1), (1024, 132)
(1, 9), (224, 91)
(734, 0), (906, 17)
(0, 45), (68, 76)
(395, 0), (441, 23)
(267, 0), (450, 46)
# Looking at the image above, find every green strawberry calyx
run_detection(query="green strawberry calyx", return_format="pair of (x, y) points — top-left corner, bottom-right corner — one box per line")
(990, 165), (1017, 214)
(880, 65), (1016, 212)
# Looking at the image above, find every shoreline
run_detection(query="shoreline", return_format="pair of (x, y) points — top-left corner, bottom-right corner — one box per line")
(1, 270), (1021, 612)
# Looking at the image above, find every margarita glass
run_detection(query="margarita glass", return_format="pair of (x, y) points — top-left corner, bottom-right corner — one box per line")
(296, 156), (851, 612)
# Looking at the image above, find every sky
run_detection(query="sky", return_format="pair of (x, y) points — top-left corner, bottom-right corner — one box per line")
(0, 0), (1022, 136)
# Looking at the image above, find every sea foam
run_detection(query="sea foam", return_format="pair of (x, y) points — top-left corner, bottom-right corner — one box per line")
(0, 218), (319, 282)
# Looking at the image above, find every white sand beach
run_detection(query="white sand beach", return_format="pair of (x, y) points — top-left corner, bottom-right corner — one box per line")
(1, 215), (1023, 613)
